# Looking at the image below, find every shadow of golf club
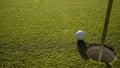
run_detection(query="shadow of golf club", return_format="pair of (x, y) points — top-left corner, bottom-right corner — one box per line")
(77, 40), (88, 60)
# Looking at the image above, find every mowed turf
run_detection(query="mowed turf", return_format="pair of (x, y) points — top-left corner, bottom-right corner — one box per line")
(0, 0), (120, 68)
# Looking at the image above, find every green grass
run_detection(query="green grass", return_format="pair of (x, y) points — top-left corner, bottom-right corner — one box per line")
(0, 0), (120, 68)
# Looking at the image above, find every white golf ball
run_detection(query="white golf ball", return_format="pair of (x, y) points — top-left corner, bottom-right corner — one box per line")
(76, 30), (85, 40)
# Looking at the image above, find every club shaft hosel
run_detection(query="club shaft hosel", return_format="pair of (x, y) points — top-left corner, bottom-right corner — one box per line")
(98, 0), (113, 61)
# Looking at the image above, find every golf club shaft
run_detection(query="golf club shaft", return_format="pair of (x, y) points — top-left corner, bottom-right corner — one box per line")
(98, 0), (113, 61)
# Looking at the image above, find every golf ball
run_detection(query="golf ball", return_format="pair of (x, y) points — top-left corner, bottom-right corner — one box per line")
(76, 30), (85, 40)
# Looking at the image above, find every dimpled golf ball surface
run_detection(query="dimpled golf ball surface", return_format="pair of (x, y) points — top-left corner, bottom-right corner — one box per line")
(76, 30), (85, 40)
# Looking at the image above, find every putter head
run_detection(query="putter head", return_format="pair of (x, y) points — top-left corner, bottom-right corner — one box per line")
(87, 45), (116, 63)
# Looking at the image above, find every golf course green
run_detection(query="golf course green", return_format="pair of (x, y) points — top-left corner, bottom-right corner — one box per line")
(0, 0), (120, 68)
